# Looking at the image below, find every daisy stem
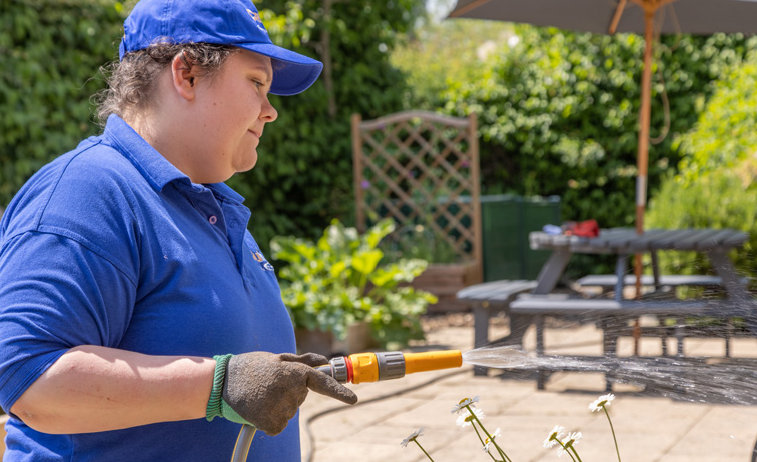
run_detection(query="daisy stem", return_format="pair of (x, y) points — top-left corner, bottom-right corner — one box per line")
(468, 406), (497, 450)
(413, 439), (434, 462)
(471, 422), (498, 462)
(569, 445), (584, 462)
(493, 440), (512, 462)
(603, 405), (622, 462)
(466, 405), (512, 462)
(556, 440), (577, 462)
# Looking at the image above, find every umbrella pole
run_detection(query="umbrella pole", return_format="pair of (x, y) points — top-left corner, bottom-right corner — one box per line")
(632, 6), (656, 353)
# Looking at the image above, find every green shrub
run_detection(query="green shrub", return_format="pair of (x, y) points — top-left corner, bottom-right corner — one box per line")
(271, 219), (437, 349)
(0, 0), (126, 204)
(647, 56), (757, 277)
(227, 0), (425, 251)
(395, 22), (757, 231)
(1, 0), (425, 255)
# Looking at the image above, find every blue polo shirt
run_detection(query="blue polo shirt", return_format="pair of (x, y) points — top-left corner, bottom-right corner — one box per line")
(0, 115), (299, 461)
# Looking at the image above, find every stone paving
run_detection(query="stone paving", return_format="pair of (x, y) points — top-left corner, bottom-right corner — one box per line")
(299, 314), (757, 462)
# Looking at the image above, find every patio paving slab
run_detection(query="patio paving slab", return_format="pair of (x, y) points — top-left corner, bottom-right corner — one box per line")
(299, 314), (757, 462)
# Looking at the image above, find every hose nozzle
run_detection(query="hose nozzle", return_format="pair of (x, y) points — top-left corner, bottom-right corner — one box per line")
(316, 350), (462, 384)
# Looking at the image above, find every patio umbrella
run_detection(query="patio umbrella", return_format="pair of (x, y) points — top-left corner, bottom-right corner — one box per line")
(449, 0), (757, 294)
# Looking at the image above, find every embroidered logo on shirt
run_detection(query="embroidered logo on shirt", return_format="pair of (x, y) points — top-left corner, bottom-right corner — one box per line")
(251, 250), (274, 271)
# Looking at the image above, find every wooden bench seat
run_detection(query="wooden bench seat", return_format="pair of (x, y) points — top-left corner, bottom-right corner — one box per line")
(510, 296), (710, 316)
(576, 274), (727, 288)
(456, 279), (538, 304)
(509, 294), (746, 390)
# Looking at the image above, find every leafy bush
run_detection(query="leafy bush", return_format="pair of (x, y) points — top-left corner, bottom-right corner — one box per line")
(647, 56), (757, 277)
(270, 219), (437, 349)
(0, 0), (126, 204)
(227, 0), (425, 251)
(1, 0), (425, 255)
(395, 21), (757, 231)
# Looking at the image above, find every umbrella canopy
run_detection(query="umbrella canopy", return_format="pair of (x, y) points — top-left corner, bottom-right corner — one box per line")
(450, 0), (757, 35)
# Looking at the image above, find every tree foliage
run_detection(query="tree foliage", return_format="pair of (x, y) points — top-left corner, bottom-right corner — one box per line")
(1, 0), (425, 254)
(0, 0), (126, 204)
(647, 55), (757, 277)
(395, 21), (757, 232)
(227, 0), (425, 249)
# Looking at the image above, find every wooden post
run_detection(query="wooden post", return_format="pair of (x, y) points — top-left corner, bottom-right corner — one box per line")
(469, 112), (483, 284)
(351, 113), (365, 233)
(632, 5), (657, 354)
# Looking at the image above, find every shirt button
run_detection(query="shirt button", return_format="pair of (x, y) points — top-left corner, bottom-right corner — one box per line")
(209, 215), (218, 225)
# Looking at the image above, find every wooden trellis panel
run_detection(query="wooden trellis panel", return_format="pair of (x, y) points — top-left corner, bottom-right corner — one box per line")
(351, 110), (482, 283)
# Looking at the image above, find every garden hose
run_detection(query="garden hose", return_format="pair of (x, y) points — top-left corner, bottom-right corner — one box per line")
(231, 349), (462, 460)
(231, 425), (256, 462)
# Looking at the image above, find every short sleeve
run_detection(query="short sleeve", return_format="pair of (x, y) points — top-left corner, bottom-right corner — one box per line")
(0, 231), (136, 412)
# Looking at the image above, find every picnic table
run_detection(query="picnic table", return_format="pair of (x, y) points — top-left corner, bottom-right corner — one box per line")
(526, 227), (751, 302)
(510, 227), (755, 389)
(458, 227), (755, 386)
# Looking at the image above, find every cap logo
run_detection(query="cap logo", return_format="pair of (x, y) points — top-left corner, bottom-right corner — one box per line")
(246, 9), (268, 34)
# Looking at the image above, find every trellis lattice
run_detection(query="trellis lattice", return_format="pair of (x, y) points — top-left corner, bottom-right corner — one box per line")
(351, 110), (482, 279)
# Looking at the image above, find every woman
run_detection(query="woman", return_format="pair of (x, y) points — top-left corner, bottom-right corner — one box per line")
(0, 0), (356, 460)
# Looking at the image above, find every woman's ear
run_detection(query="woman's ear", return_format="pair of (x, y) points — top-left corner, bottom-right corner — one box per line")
(170, 52), (197, 101)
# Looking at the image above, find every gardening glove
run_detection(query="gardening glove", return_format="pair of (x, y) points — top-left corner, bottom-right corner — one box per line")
(206, 352), (357, 435)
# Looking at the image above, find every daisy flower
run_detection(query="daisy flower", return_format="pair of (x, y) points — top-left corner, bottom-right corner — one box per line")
(543, 425), (565, 448)
(564, 431), (582, 448)
(400, 428), (424, 448)
(451, 396), (480, 414)
(591, 394), (622, 461)
(456, 406), (484, 427)
(589, 393), (615, 412)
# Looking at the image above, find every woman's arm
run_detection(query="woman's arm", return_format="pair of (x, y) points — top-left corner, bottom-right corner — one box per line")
(10, 345), (216, 434)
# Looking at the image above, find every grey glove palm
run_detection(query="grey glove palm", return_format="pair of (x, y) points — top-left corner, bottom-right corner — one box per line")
(207, 352), (357, 435)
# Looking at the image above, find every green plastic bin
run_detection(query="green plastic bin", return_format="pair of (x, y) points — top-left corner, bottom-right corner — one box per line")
(480, 194), (561, 281)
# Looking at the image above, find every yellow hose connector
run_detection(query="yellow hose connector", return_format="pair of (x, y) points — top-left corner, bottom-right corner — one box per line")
(348, 352), (381, 384)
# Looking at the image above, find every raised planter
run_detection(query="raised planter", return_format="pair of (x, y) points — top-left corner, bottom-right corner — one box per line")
(295, 321), (376, 356)
(412, 261), (482, 313)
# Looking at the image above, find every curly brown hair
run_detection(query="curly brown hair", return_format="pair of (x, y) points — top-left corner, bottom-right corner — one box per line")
(94, 41), (239, 125)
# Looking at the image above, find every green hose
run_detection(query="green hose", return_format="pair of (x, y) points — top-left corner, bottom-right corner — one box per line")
(231, 425), (257, 462)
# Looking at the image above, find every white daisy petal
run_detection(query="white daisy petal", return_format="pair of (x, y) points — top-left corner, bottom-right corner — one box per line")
(455, 407), (485, 427)
(544, 425), (565, 448)
(451, 396), (480, 414)
(400, 427), (424, 448)
(589, 393), (615, 412)
(565, 431), (582, 446)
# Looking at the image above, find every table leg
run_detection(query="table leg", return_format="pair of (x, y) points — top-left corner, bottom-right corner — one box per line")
(613, 254), (628, 302)
(705, 248), (756, 337)
(534, 249), (572, 294)
(473, 303), (490, 376)
(601, 318), (618, 392)
(650, 250), (662, 291)
(531, 249), (572, 389)
(536, 315), (546, 390)
(706, 248), (749, 300)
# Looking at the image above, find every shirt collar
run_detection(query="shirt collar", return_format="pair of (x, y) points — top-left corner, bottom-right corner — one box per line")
(102, 114), (245, 204)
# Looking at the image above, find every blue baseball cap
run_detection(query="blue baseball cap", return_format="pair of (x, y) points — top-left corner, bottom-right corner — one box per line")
(118, 0), (323, 96)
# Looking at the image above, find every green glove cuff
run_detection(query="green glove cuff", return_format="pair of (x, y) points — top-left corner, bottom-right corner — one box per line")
(206, 354), (256, 427)
(206, 354), (233, 422)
